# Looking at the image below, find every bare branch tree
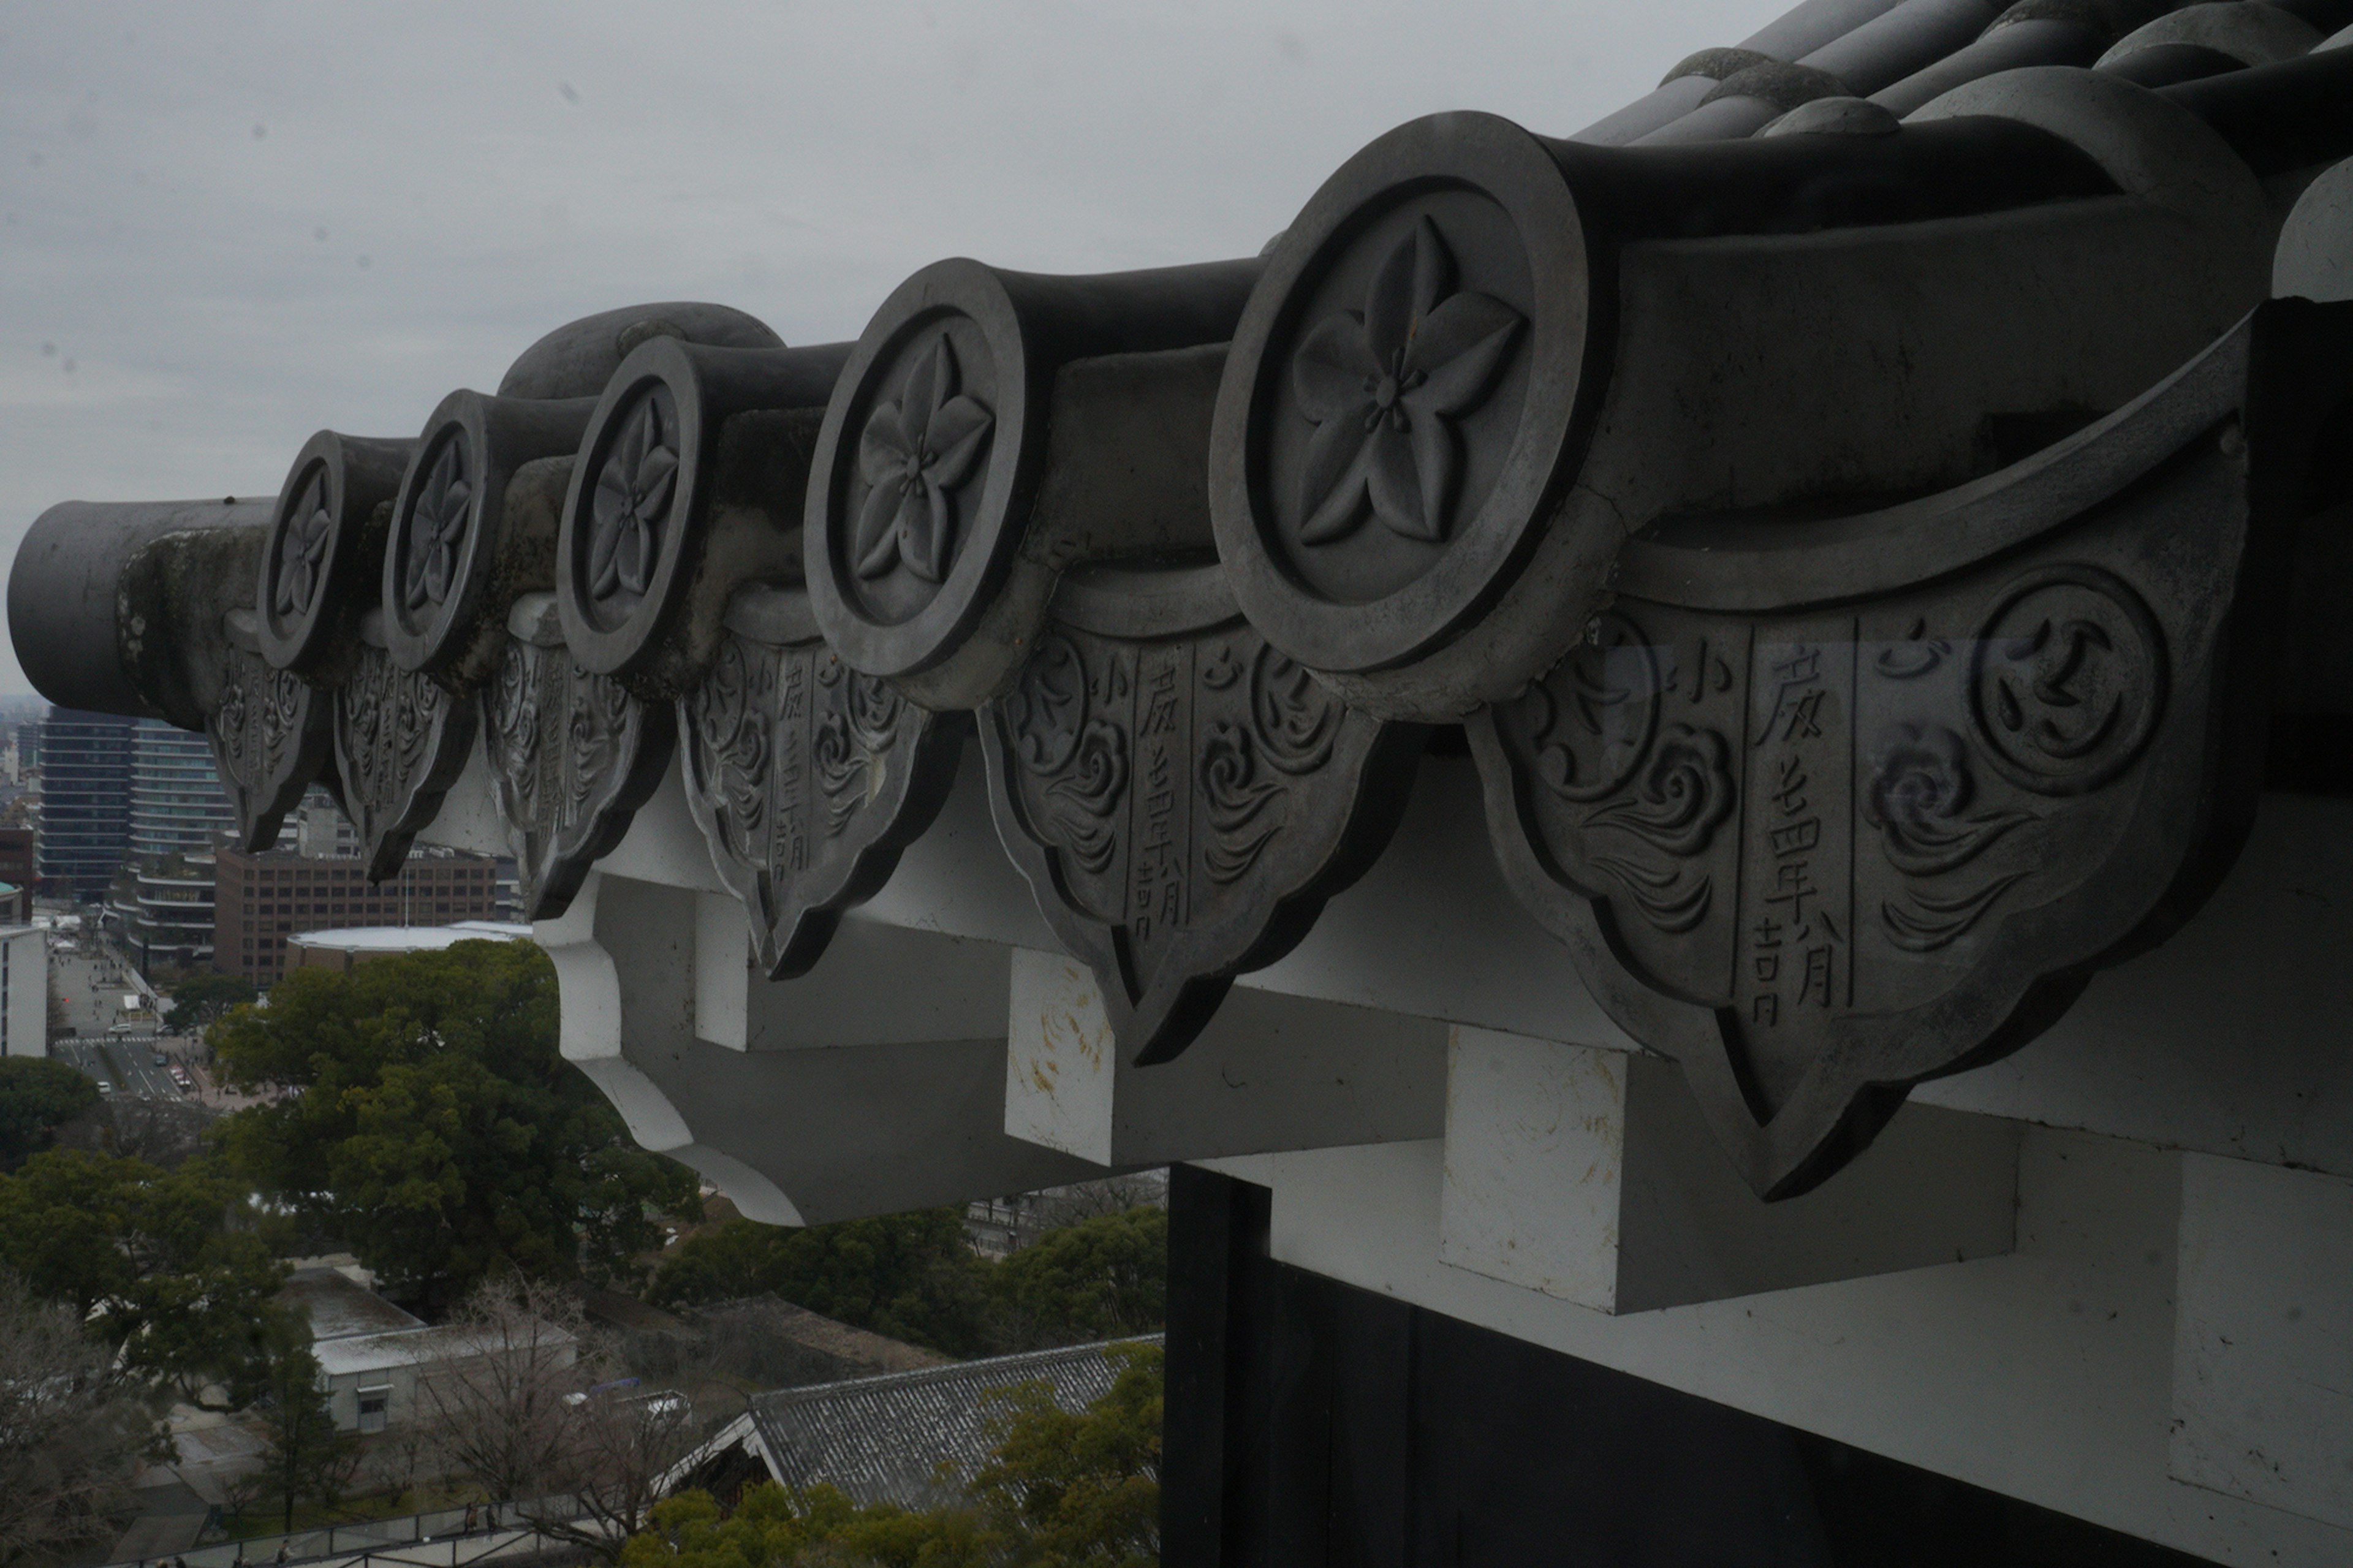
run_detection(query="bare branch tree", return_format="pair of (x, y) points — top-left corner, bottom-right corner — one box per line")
(0, 1275), (158, 1564)
(416, 1273), (583, 1509)
(419, 1274), (700, 1562)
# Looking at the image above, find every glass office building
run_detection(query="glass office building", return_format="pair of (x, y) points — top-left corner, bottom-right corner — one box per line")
(36, 708), (135, 900)
(114, 719), (238, 971)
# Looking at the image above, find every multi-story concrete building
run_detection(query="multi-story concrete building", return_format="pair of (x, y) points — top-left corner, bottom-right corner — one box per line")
(0, 925), (46, 1058)
(36, 708), (132, 901)
(108, 719), (240, 971)
(213, 845), (501, 986)
(127, 718), (236, 860)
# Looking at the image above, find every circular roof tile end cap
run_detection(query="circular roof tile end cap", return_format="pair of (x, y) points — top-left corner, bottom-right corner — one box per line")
(803, 258), (1037, 687)
(1905, 66), (2271, 240)
(2096, 2), (2325, 69)
(257, 430), (416, 676)
(496, 302), (785, 402)
(1209, 111), (1600, 710)
(556, 335), (836, 687)
(384, 388), (598, 677)
(1761, 96), (1904, 136)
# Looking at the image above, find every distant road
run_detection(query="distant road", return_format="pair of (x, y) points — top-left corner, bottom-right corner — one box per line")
(50, 1034), (195, 1102)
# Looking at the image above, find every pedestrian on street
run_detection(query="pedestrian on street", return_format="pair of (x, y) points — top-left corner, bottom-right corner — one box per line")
(463, 1504), (477, 1533)
(275, 1545), (289, 1566)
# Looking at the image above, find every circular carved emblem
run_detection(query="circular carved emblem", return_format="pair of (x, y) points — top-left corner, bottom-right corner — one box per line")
(851, 333), (995, 596)
(401, 432), (474, 617)
(1211, 113), (1593, 678)
(258, 431), (414, 673)
(1007, 633), (1088, 775)
(828, 313), (1003, 637)
(271, 462), (335, 625)
(382, 425), (479, 669)
(1517, 614), (1663, 803)
(1278, 210), (1527, 599)
(806, 260), (1033, 684)
(1967, 566), (2165, 796)
(584, 382), (681, 632)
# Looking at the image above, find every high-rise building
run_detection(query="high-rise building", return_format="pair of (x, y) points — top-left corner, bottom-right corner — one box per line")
(213, 844), (501, 986)
(110, 720), (240, 972)
(36, 708), (134, 901)
(129, 719), (237, 859)
(14, 722), (39, 775)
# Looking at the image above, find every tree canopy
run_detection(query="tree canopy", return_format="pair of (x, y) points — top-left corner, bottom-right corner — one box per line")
(623, 1342), (1162, 1568)
(647, 1205), (1168, 1357)
(0, 1056), (100, 1169)
(162, 972), (257, 1035)
(210, 939), (699, 1312)
(0, 1148), (288, 1401)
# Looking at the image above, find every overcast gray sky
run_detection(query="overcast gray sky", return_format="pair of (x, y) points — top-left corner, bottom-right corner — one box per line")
(0, 0), (1762, 699)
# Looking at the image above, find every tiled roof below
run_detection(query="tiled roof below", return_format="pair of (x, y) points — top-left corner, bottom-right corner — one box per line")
(745, 1336), (1157, 1510)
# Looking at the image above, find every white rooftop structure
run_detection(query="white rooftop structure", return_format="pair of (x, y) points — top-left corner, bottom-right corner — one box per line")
(287, 920), (531, 955)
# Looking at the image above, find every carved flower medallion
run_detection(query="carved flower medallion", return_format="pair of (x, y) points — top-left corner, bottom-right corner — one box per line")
(854, 334), (994, 587)
(403, 436), (474, 615)
(275, 467), (334, 620)
(588, 385), (681, 619)
(1289, 216), (1523, 549)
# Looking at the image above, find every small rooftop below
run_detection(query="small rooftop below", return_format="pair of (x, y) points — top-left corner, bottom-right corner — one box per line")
(278, 1265), (424, 1342)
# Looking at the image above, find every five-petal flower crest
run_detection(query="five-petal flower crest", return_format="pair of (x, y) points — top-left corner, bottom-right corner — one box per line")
(403, 440), (474, 613)
(1290, 216), (1524, 547)
(590, 392), (680, 603)
(275, 472), (333, 619)
(855, 336), (994, 584)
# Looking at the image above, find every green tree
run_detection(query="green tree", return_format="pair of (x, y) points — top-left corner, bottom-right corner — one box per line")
(211, 940), (699, 1312)
(0, 1148), (290, 1401)
(0, 1056), (100, 1169)
(0, 1148), (148, 1316)
(966, 1342), (1162, 1567)
(247, 1311), (360, 1532)
(648, 1208), (994, 1355)
(649, 1205), (1169, 1357)
(162, 972), (257, 1034)
(993, 1208), (1167, 1348)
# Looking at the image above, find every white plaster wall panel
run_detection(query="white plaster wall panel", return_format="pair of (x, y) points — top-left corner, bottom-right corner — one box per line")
(5, 930), (47, 1058)
(593, 749), (728, 895)
(740, 920), (1010, 1051)
(1439, 1028), (2017, 1314)
(857, 746), (1060, 950)
(2172, 1154), (2353, 1531)
(1915, 793), (2353, 1179)
(1439, 1029), (1631, 1311)
(415, 734), (507, 858)
(550, 873), (1097, 1226)
(1242, 758), (1642, 1050)
(1202, 1131), (2353, 1568)
(1004, 948), (1446, 1168)
(694, 890), (749, 1050)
